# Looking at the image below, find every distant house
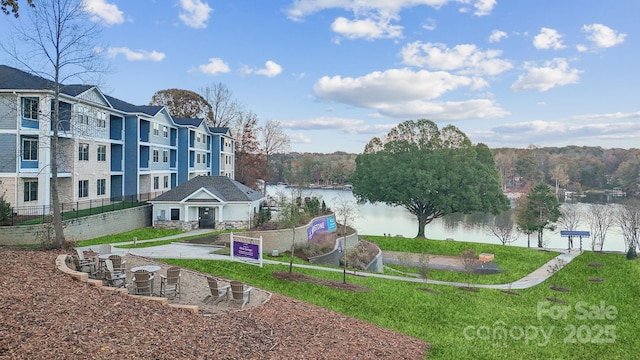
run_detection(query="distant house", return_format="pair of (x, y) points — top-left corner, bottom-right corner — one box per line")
(149, 176), (264, 230)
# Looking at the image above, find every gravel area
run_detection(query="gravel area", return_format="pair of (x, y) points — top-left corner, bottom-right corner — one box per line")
(0, 248), (429, 359)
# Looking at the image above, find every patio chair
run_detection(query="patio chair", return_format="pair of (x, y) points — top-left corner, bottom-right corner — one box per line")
(204, 277), (230, 305)
(160, 267), (181, 298)
(104, 259), (127, 288)
(108, 254), (126, 275)
(230, 281), (253, 310)
(131, 270), (154, 296)
(75, 249), (97, 277)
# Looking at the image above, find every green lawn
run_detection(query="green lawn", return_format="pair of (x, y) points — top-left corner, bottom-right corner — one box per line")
(366, 235), (559, 284)
(160, 239), (639, 359)
(75, 228), (184, 247)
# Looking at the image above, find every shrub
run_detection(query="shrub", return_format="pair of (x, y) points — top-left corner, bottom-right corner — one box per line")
(626, 246), (637, 260)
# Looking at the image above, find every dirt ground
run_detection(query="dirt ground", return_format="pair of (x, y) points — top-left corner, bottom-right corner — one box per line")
(0, 248), (429, 359)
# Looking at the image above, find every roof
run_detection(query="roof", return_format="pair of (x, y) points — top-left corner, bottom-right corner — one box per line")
(103, 95), (162, 116)
(0, 65), (94, 97)
(173, 117), (204, 127)
(209, 127), (231, 134)
(151, 176), (264, 203)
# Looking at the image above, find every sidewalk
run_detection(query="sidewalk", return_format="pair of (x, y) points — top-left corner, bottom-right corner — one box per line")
(78, 230), (581, 290)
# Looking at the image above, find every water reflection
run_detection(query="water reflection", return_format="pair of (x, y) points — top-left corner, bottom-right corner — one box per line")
(267, 186), (626, 252)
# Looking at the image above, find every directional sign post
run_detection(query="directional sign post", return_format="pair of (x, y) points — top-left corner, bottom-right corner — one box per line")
(560, 230), (590, 252)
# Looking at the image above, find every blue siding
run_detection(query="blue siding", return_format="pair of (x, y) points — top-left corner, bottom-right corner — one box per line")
(124, 116), (139, 196)
(110, 115), (123, 140)
(177, 128), (189, 185)
(111, 144), (123, 171)
(110, 174), (123, 198)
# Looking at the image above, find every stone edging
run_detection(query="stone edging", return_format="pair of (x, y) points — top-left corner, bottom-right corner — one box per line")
(55, 254), (198, 314)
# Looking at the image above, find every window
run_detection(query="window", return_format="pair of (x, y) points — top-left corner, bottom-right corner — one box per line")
(163, 150), (168, 163)
(197, 153), (201, 164)
(96, 111), (106, 128)
(170, 208), (180, 220)
(153, 149), (159, 162)
(97, 145), (106, 161)
(24, 181), (38, 201)
(78, 143), (89, 161)
(196, 133), (201, 143)
(78, 180), (88, 198)
(163, 126), (168, 138)
(22, 97), (38, 120)
(97, 178), (106, 196)
(78, 106), (90, 124)
(22, 138), (38, 160)
(163, 175), (169, 188)
(153, 123), (159, 136)
(153, 176), (159, 190)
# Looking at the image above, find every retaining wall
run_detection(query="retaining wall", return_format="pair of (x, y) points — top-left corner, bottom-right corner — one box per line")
(0, 205), (152, 246)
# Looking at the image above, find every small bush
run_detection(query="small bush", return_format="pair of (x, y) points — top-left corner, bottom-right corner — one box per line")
(626, 247), (637, 260)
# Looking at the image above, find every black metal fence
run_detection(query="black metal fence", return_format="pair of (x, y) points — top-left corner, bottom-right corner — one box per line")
(1, 191), (165, 226)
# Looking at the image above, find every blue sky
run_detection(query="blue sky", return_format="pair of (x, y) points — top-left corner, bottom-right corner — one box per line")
(1, 0), (638, 153)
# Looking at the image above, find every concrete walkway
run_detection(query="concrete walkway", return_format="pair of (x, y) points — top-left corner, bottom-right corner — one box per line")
(78, 230), (581, 290)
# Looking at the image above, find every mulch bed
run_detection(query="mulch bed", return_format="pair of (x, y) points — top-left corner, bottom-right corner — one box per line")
(546, 297), (566, 304)
(272, 271), (371, 292)
(419, 288), (440, 294)
(588, 262), (605, 268)
(0, 248), (427, 359)
(458, 286), (479, 292)
(589, 278), (604, 283)
(550, 285), (571, 292)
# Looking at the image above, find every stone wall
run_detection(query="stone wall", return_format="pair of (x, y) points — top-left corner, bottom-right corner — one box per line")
(0, 205), (152, 246)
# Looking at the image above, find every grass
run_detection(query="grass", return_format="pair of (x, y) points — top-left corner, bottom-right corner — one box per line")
(365, 235), (559, 284)
(115, 230), (232, 249)
(75, 228), (184, 247)
(17, 201), (147, 225)
(159, 238), (639, 359)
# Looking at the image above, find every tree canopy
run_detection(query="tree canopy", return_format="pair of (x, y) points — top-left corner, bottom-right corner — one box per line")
(515, 182), (561, 247)
(149, 88), (213, 122)
(350, 119), (509, 238)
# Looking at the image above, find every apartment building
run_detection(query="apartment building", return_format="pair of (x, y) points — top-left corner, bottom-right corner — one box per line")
(0, 65), (235, 214)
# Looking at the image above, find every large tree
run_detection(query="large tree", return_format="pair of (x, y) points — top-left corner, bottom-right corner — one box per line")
(515, 182), (561, 248)
(149, 88), (213, 121)
(233, 111), (262, 189)
(350, 119), (509, 238)
(201, 82), (243, 128)
(3, 0), (103, 247)
(259, 120), (290, 194)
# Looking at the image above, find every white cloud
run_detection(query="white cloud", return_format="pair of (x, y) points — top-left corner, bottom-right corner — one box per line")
(106, 47), (165, 61)
(422, 18), (437, 31)
(571, 111), (640, 121)
(473, 0), (496, 16)
(282, 117), (396, 135)
(400, 42), (512, 76)
(198, 58), (230, 75)
(287, 133), (312, 144)
(480, 120), (640, 148)
(488, 30), (507, 43)
(583, 24), (626, 49)
(511, 58), (580, 92)
(533, 27), (565, 50)
(242, 61), (283, 77)
(256, 61), (283, 77)
(313, 68), (509, 119)
(179, 0), (212, 29)
(331, 16), (403, 40)
(82, 0), (124, 26)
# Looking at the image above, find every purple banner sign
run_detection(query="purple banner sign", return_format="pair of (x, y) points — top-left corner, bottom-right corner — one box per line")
(307, 215), (337, 240)
(233, 241), (260, 261)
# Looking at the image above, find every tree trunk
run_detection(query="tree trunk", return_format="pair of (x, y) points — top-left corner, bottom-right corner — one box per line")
(51, 87), (65, 248)
(416, 215), (427, 238)
(537, 231), (543, 248)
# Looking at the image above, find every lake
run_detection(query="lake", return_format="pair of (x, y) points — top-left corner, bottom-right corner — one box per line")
(266, 185), (627, 253)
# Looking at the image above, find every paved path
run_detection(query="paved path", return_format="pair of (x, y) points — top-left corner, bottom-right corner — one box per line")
(78, 230), (581, 290)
